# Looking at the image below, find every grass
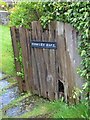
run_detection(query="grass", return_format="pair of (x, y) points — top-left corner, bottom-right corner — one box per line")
(0, 25), (16, 76)
(18, 99), (88, 118)
(2, 90), (87, 119)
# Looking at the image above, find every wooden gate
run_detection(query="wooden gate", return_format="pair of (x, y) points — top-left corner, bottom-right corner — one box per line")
(11, 21), (83, 102)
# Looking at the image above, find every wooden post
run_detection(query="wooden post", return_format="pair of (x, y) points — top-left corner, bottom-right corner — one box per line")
(10, 27), (23, 92)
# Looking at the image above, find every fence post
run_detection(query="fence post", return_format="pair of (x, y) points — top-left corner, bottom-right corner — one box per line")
(10, 27), (23, 92)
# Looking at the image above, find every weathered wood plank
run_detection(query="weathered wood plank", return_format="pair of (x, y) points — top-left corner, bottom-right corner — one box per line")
(10, 27), (23, 92)
(65, 23), (76, 103)
(25, 29), (33, 91)
(71, 29), (83, 89)
(19, 27), (30, 91)
(56, 22), (68, 101)
(25, 30), (31, 91)
(42, 30), (49, 98)
(31, 21), (41, 95)
(27, 29), (35, 93)
(36, 21), (47, 97)
(48, 21), (57, 100)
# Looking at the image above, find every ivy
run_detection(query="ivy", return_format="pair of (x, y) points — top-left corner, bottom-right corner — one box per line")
(39, 2), (90, 93)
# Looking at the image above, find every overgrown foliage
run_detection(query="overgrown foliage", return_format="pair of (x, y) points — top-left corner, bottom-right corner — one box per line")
(39, 2), (90, 96)
(10, 2), (42, 28)
(10, 1), (90, 97)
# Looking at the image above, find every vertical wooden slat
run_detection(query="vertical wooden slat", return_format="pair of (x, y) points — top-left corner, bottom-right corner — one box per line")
(42, 30), (49, 98)
(31, 21), (41, 95)
(48, 21), (57, 100)
(25, 29), (33, 91)
(36, 21), (47, 97)
(65, 23), (76, 103)
(72, 29), (83, 90)
(10, 27), (23, 91)
(19, 27), (30, 91)
(56, 22), (68, 101)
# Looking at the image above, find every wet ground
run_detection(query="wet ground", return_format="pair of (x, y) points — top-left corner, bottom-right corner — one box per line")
(0, 80), (9, 90)
(0, 86), (19, 109)
(0, 72), (46, 118)
(4, 97), (36, 117)
(0, 72), (25, 117)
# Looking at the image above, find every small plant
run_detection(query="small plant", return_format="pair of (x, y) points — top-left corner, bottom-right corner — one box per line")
(72, 87), (82, 103)
(17, 71), (24, 78)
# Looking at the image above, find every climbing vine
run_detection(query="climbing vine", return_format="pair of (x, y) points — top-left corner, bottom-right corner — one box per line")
(10, 1), (90, 94)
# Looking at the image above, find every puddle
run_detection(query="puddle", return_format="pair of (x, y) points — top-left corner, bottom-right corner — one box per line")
(0, 72), (20, 109)
(4, 98), (35, 117)
(0, 86), (19, 109)
(3, 95), (46, 117)
(0, 72), (46, 117)
(5, 106), (26, 117)
(0, 80), (10, 90)
(4, 95), (47, 117)
(0, 72), (28, 117)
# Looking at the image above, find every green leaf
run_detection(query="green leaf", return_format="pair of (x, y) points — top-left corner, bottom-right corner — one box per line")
(81, 50), (86, 57)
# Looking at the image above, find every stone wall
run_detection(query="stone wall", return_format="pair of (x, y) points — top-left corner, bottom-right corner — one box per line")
(0, 11), (9, 25)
